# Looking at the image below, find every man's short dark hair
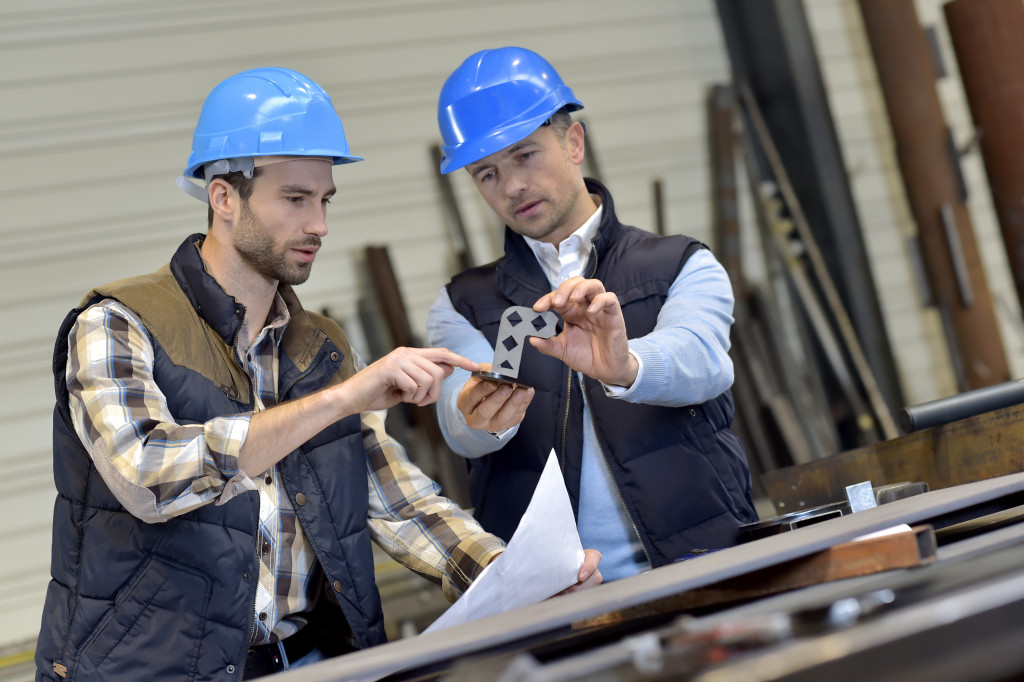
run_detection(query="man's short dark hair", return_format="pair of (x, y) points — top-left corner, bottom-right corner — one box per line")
(206, 166), (264, 227)
(543, 106), (575, 141)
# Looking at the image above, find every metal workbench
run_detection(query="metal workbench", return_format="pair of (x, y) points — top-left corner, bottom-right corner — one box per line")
(281, 471), (1024, 681)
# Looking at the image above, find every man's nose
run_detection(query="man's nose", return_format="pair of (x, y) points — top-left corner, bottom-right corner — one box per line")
(307, 206), (329, 236)
(502, 169), (527, 198)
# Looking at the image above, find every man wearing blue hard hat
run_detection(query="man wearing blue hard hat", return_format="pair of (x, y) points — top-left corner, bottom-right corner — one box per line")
(36, 67), (599, 681)
(429, 47), (759, 581)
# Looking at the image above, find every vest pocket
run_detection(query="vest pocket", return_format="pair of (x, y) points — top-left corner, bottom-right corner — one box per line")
(78, 556), (212, 679)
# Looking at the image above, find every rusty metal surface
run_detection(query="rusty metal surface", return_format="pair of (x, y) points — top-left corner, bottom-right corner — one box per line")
(945, 0), (1024, 314)
(763, 402), (1024, 512)
(857, 0), (1009, 391)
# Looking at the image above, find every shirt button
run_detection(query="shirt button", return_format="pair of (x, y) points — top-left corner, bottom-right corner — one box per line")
(265, 475), (272, 484)
(690, 408), (697, 417)
(243, 572), (249, 580)
(259, 612), (268, 622)
(262, 542), (271, 554)
(226, 665), (235, 674)
(333, 580), (343, 592)
(295, 493), (306, 506)
(330, 351), (340, 362)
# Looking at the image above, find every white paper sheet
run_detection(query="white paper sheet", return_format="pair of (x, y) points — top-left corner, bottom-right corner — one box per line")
(423, 449), (585, 633)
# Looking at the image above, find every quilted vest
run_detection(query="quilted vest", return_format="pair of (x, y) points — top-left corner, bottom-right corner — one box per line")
(37, 235), (383, 682)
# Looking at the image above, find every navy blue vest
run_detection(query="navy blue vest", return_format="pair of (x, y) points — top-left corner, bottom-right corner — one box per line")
(447, 180), (757, 567)
(37, 235), (383, 682)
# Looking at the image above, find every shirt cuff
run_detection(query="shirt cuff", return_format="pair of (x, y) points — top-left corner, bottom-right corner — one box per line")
(602, 348), (644, 399)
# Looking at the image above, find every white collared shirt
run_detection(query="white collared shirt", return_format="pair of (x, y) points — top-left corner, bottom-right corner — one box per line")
(522, 205), (604, 288)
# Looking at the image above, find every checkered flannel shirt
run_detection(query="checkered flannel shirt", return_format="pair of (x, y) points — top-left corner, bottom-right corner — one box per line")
(66, 297), (503, 644)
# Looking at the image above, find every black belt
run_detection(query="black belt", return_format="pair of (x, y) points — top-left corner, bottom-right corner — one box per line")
(244, 625), (319, 679)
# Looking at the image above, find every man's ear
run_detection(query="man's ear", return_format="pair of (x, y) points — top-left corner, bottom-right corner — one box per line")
(208, 178), (238, 225)
(566, 121), (586, 166)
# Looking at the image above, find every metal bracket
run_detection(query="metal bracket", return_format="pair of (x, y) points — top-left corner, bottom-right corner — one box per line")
(474, 306), (559, 388)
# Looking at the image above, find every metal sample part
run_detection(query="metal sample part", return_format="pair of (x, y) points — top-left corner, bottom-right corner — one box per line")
(474, 306), (559, 387)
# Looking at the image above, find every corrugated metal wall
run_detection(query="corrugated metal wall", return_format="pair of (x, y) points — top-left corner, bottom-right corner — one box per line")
(1, 0), (1020, 653)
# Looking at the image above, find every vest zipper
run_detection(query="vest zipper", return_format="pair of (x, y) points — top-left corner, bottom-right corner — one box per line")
(578, 242), (652, 565)
(558, 368), (572, 477)
(585, 243), (599, 278)
(580, 371), (653, 568)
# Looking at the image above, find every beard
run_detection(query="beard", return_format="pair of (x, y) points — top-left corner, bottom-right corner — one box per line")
(235, 201), (319, 285)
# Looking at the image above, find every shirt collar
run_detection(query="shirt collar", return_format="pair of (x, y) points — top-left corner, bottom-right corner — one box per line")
(523, 204), (604, 287)
(236, 291), (291, 358)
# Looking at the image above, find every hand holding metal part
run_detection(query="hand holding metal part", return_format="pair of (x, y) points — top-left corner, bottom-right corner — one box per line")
(473, 306), (560, 388)
(531, 276), (639, 388)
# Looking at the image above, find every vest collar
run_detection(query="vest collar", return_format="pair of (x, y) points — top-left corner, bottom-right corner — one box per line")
(169, 233), (328, 372)
(169, 234), (245, 347)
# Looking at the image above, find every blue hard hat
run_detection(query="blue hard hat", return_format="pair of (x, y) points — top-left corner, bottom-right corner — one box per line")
(183, 67), (362, 179)
(436, 47), (583, 174)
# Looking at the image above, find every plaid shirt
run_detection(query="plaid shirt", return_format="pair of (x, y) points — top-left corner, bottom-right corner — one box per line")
(66, 297), (503, 645)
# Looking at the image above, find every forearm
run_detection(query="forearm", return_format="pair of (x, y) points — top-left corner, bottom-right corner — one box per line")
(363, 410), (504, 600)
(615, 249), (736, 406)
(240, 386), (348, 475)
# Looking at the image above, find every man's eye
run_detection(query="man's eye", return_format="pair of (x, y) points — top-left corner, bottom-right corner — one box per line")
(286, 196), (304, 204)
(520, 152), (533, 161)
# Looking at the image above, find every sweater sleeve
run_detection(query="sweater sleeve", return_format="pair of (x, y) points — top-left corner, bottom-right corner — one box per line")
(613, 248), (736, 406)
(426, 287), (521, 458)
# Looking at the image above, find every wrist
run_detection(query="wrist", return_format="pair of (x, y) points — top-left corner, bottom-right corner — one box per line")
(611, 353), (639, 388)
(324, 383), (358, 421)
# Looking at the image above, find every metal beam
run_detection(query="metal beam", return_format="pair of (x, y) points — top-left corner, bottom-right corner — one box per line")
(944, 0), (1024, 315)
(715, 0), (905, 420)
(857, 0), (1010, 391)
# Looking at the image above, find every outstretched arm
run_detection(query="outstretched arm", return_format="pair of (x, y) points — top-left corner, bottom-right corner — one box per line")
(240, 345), (478, 476)
(68, 298), (477, 522)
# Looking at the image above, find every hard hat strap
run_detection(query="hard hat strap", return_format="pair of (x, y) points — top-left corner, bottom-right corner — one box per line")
(204, 157), (255, 183)
(175, 157), (256, 204)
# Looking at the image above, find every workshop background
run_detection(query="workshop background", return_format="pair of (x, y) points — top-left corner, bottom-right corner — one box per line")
(2, 0), (1023, 675)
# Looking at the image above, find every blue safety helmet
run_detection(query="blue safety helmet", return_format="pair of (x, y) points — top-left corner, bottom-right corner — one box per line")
(183, 67), (362, 180)
(436, 47), (583, 174)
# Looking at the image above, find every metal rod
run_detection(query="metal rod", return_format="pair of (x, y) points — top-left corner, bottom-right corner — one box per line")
(652, 178), (666, 236)
(430, 144), (475, 272)
(945, 0), (1024, 316)
(940, 203), (975, 307)
(857, 0), (1009, 391)
(899, 379), (1024, 433)
(738, 83), (899, 441)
